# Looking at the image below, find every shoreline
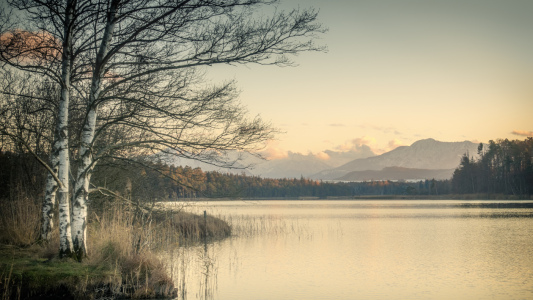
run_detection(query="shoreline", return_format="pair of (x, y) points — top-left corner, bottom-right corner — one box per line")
(0, 210), (231, 300)
(163, 194), (533, 202)
(3, 194), (531, 298)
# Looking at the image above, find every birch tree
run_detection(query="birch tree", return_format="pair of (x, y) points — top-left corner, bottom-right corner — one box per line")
(0, 0), (97, 256)
(0, 26), (75, 254)
(0, 69), (57, 240)
(2, 0), (325, 261)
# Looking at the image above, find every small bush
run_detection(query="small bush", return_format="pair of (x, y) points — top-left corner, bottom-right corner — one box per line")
(152, 210), (231, 244)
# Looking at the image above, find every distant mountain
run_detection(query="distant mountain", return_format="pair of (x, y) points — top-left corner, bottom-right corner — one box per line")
(154, 147), (376, 179)
(248, 152), (334, 179)
(154, 139), (479, 181)
(336, 167), (455, 182)
(312, 139), (480, 180)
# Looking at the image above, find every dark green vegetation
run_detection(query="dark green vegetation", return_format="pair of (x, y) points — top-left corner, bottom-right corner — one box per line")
(452, 138), (533, 196)
(86, 139), (531, 200)
(1, 139), (531, 210)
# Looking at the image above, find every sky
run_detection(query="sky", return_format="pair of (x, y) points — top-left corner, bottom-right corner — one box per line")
(211, 0), (533, 159)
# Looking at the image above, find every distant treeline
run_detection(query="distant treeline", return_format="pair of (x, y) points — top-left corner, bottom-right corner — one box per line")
(452, 138), (533, 196)
(1, 138), (531, 201)
(92, 162), (453, 199)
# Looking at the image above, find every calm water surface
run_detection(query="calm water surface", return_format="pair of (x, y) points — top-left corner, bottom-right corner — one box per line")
(167, 200), (533, 300)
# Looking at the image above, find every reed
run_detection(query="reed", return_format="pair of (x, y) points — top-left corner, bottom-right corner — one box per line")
(0, 198), (232, 299)
(223, 214), (312, 239)
(0, 196), (40, 247)
(154, 210), (231, 244)
(85, 204), (176, 299)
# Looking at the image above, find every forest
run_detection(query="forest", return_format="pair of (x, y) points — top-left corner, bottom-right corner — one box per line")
(2, 138), (530, 202)
(451, 138), (533, 196)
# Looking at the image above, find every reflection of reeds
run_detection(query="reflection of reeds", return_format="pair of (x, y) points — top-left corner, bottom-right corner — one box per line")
(160, 212), (320, 300)
(223, 214), (314, 240)
(158, 203), (349, 300)
(197, 245), (218, 300)
(160, 243), (220, 300)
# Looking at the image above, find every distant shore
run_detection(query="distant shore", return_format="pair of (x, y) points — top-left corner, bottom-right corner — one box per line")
(165, 194), (533, 202)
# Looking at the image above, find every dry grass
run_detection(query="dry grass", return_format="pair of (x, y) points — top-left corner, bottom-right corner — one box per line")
(84, 204), (179, 298)
(0, 198), (231, 299)
(0, 197), (41, 247)
(153, 210), (231, 245)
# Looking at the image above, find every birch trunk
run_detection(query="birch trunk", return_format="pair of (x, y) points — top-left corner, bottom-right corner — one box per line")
(57, 79), (72, 258)
(58, 0), (74, 258)
(41, 140), (60, 242)
(71, 2), (118, 260)
(72, 105), (96, 260)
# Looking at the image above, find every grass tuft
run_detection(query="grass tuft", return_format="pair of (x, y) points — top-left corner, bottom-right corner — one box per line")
(0, 197), (40, 247)
(0, 198), (231, 299)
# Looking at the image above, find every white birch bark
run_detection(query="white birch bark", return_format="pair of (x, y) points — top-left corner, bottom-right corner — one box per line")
(57, 88), (73, 257)
(72, 105), (97, 258)
(71, 1), (118, 259)
(58, 0), (74, 258)
(57, 90), (72, 257)
(41, 140), (59, 242)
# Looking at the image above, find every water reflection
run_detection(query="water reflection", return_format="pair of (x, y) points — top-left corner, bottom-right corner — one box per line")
(167, 200), (533, 300)
(198, 242), (217, 300)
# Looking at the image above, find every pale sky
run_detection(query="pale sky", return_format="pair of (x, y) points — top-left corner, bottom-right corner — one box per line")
(208, 0), (533, 158)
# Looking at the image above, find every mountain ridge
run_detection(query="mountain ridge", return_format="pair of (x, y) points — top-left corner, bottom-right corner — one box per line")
(156, 138), (481, 181)
(311, 138), (480, 180)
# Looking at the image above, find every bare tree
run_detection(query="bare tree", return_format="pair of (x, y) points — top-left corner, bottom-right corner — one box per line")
(2, 0), (325, 260)
(0, 0), (86, 256)
(0, 67), (59, 239)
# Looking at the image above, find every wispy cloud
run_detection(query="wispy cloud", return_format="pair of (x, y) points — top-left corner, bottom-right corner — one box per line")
(387, 139), (407, 150)
(358, 124), (401, 135)
(336, 137), (376, 152)
(511, 130), (533, 137)
(259, 140), (288, 160)
(261, 137), (406, 162)
(329, 123), (345, 127)
(314, 151), (330, 160)
(333, 136), (407, 155)
(335, 136), (395, 154)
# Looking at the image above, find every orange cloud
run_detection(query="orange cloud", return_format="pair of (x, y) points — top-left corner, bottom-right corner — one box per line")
(511, 130), (533, 137)
(0, 30), (60, 64)
(259, 140), (288, 160)
(314, 151), (330, 160)
(336, 136), (375, 152)
(353, 136), (377, 147)
(386, 139), (407, 151)
(1, 30), (122, 82)
(334, 136), (407, 155)
(337, 136), (380, 153)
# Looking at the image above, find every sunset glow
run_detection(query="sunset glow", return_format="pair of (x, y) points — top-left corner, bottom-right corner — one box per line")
(208, 0), (533, 155)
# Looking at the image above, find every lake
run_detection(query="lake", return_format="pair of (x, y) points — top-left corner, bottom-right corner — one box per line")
(166, 200), (533, 300)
